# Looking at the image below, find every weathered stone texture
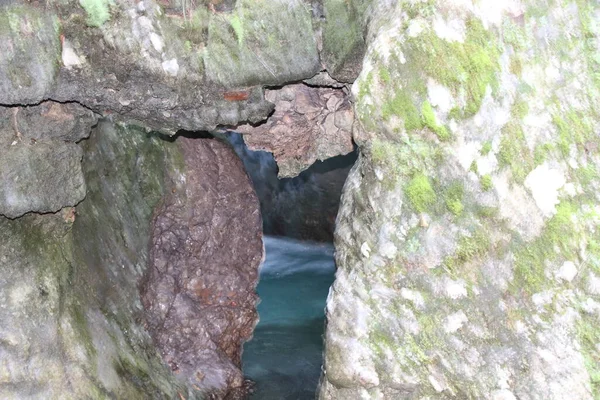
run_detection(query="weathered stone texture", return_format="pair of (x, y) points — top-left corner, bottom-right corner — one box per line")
(141, 137), (263, 398)
(0, 102), (97, 219)
(320, 0), (600, 399)
(238, 83), (355, 177)
(320, 0), (371, 82)
(0, 121), (190, 399)
(0, 0), (320, 133)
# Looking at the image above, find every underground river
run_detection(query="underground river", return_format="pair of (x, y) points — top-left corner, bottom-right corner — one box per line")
(242, 236), (336, 399)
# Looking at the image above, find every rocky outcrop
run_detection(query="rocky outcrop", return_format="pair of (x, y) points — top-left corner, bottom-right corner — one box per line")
(318, 0), (370, 82)
(0, 119), (264, 399)
(0, 102), (97, 219)
(0, 121), (189, 399)
(141, 137), (263, 398)
(0, 0), (321, 133)
(238, 83), (355, 177)
(320, 1), (600, 399)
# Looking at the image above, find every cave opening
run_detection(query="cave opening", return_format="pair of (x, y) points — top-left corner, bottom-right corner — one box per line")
(222, 131), (357, 399)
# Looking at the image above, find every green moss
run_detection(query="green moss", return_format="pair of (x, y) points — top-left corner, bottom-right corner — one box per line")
(553, 110), (595, 158)
(358, 70), (374, 101)
(469, 160), (479, 174)
(177, 7), (210, 47)
(576, 0), (600, 90)
(502, 18), (528, 50)
(405, 173), (436, 213)
(444, 229), (492, 272)
(513, 100), (529, 119)
(407, 18), (501, 119)
(79, 0), (112, 27)
(533, 143), (554, 166)
(480, 175), (492, 191)
(379, 67), (391, 84)
(512, 202), (579, 294)
(509, 56), (523, 76)
(475, 206), (499, 219)
(382, 91), (422, 131)
(577, 316), (600, 397)
(369, 138), (441, 189)
(417, 314), (444, 351)
(421, 101), (451, 141)
(230, 14), (244, 46)
(70, 301), (97, 359)
(481, 141), (492, 155)
(498, 103), (533, 184)
(444, 181), (464, 216)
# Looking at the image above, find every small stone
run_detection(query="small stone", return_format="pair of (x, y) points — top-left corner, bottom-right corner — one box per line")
(443, 310), (468, 333)
(428, 374), (445, 392)
(557, 261), (578, 282)
(61, 39), (83, 69)
(326, 95), (340, 111)
(360, 242), (371, 258)
(150, 32), (164, 52)
(162, 59), (179, 77)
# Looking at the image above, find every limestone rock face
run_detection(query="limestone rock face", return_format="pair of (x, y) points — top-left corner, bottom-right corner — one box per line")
(320, 1), (600, 399)
(0, 0), (320, 133)
(0, 121), (190, 399)
(0, 102), (97, 218)
(319, 0), (371, 82)
(238, 83), (355, 178)
(141, 137), (263, 398)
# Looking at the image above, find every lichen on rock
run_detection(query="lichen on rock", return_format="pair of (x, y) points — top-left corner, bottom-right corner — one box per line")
(320, 0), (600, 399)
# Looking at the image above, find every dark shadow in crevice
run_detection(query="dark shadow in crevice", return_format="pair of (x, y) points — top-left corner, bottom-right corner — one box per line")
(221, 131), (358, 242)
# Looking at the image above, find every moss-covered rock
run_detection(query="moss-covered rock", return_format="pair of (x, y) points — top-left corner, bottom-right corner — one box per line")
(320, 0), (371, 82)
(321, 0), (600, 399)
(204, 0), (320, 87)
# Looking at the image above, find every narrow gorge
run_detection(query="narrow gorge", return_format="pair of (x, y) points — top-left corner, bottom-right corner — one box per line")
(0, 0), (599, 399)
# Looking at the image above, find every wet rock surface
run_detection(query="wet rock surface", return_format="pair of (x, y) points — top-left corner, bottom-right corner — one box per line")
(141, 137), (263, 398)
(238, 83), (355, 177)
(0, 121), (190, 399)
(0, 102), (97, 219)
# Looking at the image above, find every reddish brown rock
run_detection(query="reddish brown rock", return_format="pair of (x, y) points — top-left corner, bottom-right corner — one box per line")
(237, 84), (355, 178)
(141, 137), (263, 399)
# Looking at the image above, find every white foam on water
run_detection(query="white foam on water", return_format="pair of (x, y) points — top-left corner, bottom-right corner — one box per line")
(259, 236), (335, 277)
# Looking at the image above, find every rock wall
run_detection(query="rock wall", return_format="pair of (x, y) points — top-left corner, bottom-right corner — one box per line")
(238, 83), (355, 178)
(0, 120), (189, 399)
(4, 0), (600, 399)
(141, 137), (263, 398)
(0, 0), (325, 133)
(0, 0), (368, 398)
(320, 1), (600, 399)
(0, 115), (263, 399)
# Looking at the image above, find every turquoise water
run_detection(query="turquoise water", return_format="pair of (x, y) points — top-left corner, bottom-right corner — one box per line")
(243, 236), (336, 400)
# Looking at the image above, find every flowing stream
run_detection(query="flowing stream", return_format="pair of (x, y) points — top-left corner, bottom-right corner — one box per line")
(243, 236), (336, 399)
